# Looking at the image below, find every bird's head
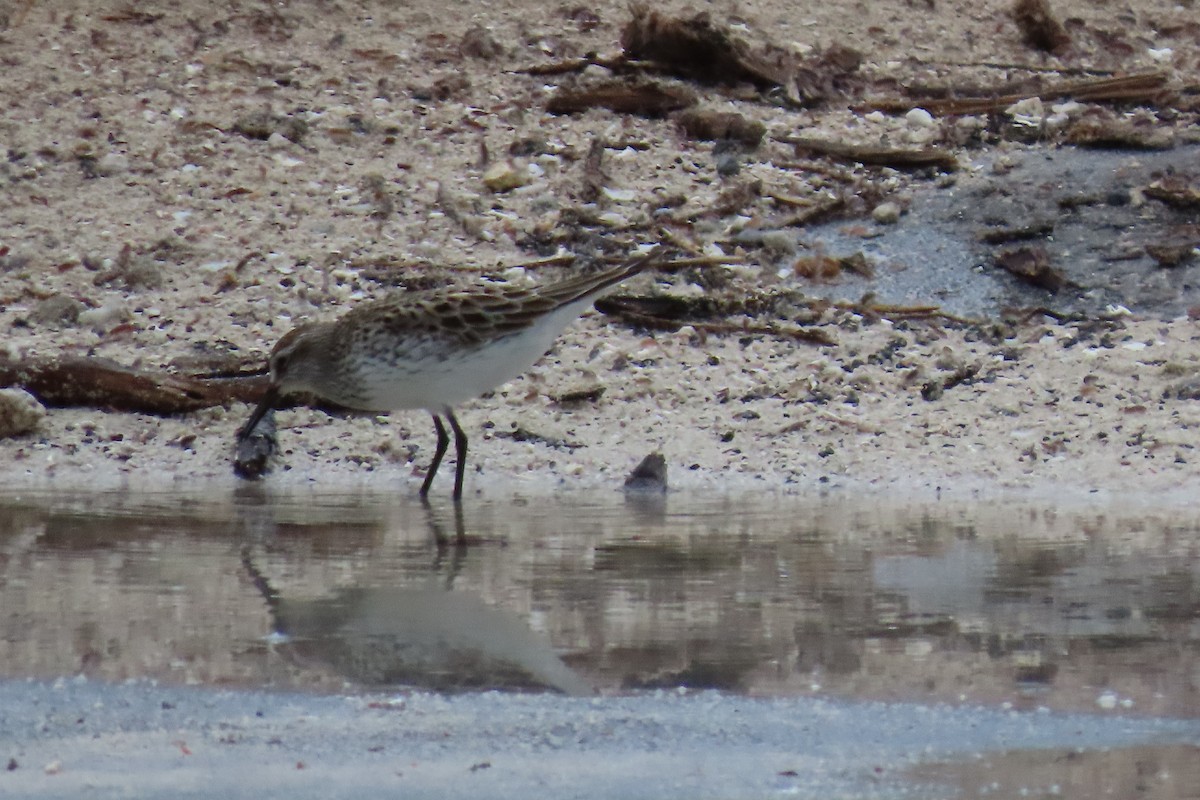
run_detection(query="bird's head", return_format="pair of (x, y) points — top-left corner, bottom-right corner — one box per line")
(266, 323), (330, 395)
(238, 323), (332, 442)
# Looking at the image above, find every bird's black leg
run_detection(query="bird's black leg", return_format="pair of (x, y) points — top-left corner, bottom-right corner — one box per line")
(421, 413), (450, 498)
(446, 409), (468, 501)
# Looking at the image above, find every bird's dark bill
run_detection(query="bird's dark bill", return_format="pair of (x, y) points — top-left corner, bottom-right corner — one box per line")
(238, 387), (280, 442)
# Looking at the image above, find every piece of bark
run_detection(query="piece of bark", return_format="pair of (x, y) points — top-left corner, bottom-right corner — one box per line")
(1144, 175), (1200, 208)
(773, 196), (847, 228)
(1146, 242), (1197, 268)
(995, 246), (1071, 292)
(1145, 227), (1200, 267)
(0, 355), (269, 414)
(493, 426), (582, 450)
(514, 52), (631, 76)
(1065, 116), (1175, 150)
(546, 80), (696, 116)
(580, 135), (607, 204)
(921, 364), (981, 401)
(792, 254), (843, 282)
(675, 108), (765, 146)
(526, 11), (858, 107)
(778, 136), (958, 171)
(868, 71), (1170, 116)
(550, 385), (607, 405)
(620, 3), (795, 90)
(978, 221), (1055, 244)
(710, 179), (762, 217)
(793, 252), (874, 282)
(792, 44), (866, 107)
(836, 299), (977, 325)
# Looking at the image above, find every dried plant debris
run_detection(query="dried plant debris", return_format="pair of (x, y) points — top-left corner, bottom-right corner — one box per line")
(1011, 0), (1070, 54)
(978, 220), (1055, 244)
(550, 384), (607, 405)
(1166, 374), (1200, 401)
(89, 244), (165, 290)
(710, 179), (762, 216)
(230, 111), (308, 143)
(772, 196), (847, 229)
(579, 136), (608, 204)
(793, 252), (874, 282)
(1145, 227), (1200, 267)
(1065, 116), (1175, 150)
(791, 44), (866, 107)
(675, 108), (766, 146)
(546, 79), (697, 116)
(921, 364), (982, 401)
(459, 26), (504, 59)
(618, 4), (864, 106)
(778, 136), (958, 171)
(872, 71), (1170, 116)
(101, 6), (165, 25)
(527, 10), (859, 106)
(29, 295), (85, 327)
(1144, 174), (1200, 208)
(413, 72), (473, 102)
(594, 293), (835, 344)
(493, 425), (582, 450)
(1146, 242), (1197, 268)
(595, 293), (721, 324)
(0, 355), (267, 414)
(994, 246), (1072, 292)
(620, 4), (796, 89)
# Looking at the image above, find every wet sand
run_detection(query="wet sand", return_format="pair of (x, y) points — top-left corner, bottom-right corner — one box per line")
(3, 678), (1198, 800)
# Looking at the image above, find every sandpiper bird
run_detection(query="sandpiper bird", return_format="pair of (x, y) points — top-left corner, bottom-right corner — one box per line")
(238, 249), (658, 499)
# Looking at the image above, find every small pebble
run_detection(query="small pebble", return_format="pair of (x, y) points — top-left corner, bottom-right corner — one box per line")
(872, 201), (901, 224)
(761, 230), (797, 254)
(30, 294), (84, 327)
(0, 389), (45, 438)
(118, 256), (164, 289)
(992, 154), (1020, 175)
(460, 26), (503, 59)
(905, 108), (934, 128)
(77, 300), (130, 329)
(483, 162), (530, 192)
(95, 152), (129, 176)
(714, 152), (741, 177)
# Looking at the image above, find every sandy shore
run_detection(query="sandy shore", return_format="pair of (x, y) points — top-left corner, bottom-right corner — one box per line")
(3, 310), (1200, 505)
(1, 0), (1198, 499)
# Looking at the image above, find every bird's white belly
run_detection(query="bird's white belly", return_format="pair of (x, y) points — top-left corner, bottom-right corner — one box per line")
(352, 306), (583, 411)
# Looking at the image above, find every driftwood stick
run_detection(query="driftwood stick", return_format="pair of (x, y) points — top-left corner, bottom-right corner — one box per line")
(865, 70), (1170, 116)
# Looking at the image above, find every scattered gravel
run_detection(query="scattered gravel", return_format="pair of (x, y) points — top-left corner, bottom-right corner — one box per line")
(2, 678), (1197, 799)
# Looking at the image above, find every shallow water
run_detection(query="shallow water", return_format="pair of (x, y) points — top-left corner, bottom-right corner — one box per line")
(1, 487), (1196, 716)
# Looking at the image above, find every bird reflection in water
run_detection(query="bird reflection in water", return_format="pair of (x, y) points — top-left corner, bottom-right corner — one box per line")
(239, 503), (591, 695)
